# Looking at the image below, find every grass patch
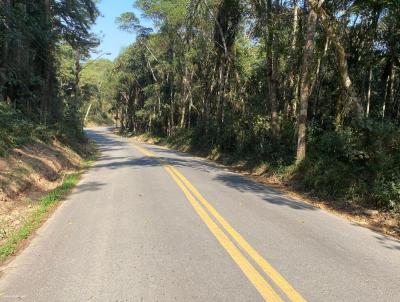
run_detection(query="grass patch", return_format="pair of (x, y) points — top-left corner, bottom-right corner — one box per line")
(0, 159), (93, 262)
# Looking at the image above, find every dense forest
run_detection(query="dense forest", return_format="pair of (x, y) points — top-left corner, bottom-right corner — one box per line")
(109, 0), (400, 212)
(0, 0), (100, 150)
(1, 0), (400, 212)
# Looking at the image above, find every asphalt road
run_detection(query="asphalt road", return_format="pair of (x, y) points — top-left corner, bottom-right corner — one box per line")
(1, 127), (399, 301)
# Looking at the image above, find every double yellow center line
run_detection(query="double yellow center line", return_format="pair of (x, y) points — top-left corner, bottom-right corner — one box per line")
(132, 143), (306, 302)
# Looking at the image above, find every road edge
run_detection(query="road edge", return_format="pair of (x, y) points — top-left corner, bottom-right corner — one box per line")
(117, 130), (400, 241)
(0, 146), (99, 268)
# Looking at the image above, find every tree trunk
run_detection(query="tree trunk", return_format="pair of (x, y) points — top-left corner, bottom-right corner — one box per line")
(388, 61), (395, 118)
(217, 61), (225, 133)
(126, 90), (135, 132)
(40, 0), (52, 125)
(0, 0), (11, 102)
(366, 67), (372, 117)
(296, 2), (321, 162)
(169, 75), (175, 136)
(291, 1), (299, 51)
(288, 1), (300, 119)
(308, 0), (363, 119)
(382, 75), (388, 119)
(266, 0), (279, 135)
(180, 64), (189, 128)
(382, 61), (395, 119)
(310, 36), (329, 95)
(74, 50), (81, 120)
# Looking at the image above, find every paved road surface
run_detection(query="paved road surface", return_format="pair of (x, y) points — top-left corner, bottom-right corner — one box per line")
(1, 127), (399, 301)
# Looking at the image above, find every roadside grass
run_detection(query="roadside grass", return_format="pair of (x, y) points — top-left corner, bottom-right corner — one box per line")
(0, 155), (97, 263)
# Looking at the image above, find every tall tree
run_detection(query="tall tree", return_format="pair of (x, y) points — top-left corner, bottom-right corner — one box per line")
(296, 0), (323, 162)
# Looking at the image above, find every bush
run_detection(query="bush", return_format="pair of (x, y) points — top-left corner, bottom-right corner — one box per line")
(0, 103), (86, 157)
(0, 103), (36, 155)
(296, 119), (400, 212)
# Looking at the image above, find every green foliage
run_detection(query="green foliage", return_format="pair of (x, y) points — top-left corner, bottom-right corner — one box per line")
(0, 103), (91, 158)
(0, 103), (41, 155)
(80, 59), (114, 125)
(0, 0), (99, 144)
(107, 0), (400, 213)
(296, 120), (400, 211)
(135, 0), (190, 27)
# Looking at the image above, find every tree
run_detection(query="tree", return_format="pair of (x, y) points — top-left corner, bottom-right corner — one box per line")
(0, 0), (99, 131)
(103, 0), (400, 209)
(296, 0), (323, 162)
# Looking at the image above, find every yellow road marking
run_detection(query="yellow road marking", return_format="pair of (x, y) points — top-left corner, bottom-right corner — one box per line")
(131, 143), (306, 302)
(168, 166), (307, 302)
(164, 165), (283, 302)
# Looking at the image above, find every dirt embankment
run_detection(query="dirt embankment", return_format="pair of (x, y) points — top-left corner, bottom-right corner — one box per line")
(0, 140), (84, 245)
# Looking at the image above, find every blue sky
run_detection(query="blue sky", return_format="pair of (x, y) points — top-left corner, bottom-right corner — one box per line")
(91, 1), (148, 60)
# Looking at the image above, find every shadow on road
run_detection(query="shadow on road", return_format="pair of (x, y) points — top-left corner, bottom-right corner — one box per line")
(84, 128), (400, 251)
(141, 143), (316, 212)
(144, 146), (223, 174)
(86, 128), (317, 212)
(72, 181), (106, 194)
(214, 173), (316, 211)
(92, 157), (158, 170)
(371, 234), (400, 251)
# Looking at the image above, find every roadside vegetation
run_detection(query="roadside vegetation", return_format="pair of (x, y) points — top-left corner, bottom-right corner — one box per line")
(0, 1), (103, 262)
(106, 0), (400, 215)
(1, 0), (399, 236)
(1, 171), (80, 261)
(0, 1), (113, 157)
(0, 135), (97, 263)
